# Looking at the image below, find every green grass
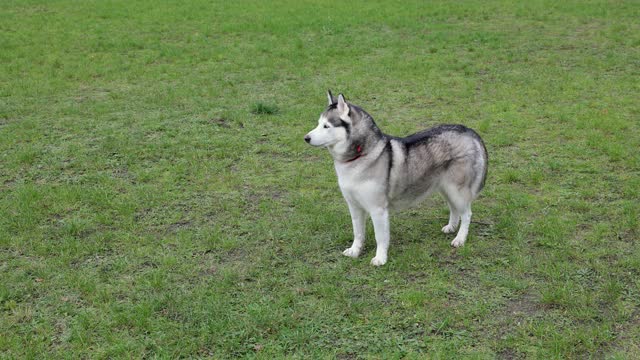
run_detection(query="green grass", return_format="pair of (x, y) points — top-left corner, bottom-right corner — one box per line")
(1, 0), (639, 358)
(250, 103), (280, 116)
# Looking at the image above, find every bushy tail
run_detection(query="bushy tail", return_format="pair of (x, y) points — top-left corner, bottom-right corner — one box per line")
(469, 129), (488, 198)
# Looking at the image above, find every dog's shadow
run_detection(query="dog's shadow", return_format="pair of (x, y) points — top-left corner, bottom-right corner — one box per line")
(390, 200), (494, 247)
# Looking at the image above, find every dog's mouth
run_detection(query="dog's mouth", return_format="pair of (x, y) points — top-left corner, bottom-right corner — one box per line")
(304, 135), (325, 147)
(305, 140), (330, 148)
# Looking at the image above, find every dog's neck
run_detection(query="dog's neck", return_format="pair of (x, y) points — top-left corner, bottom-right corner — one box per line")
(344, 145), (363, 162)
(330, 136), (388, 165)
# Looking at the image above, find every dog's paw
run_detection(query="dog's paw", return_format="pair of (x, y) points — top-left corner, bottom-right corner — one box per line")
(451, 237), (466, 248)
(441, 224), (457, 234)
(370, 256), (387, 266)
(342, 247), (361, 258)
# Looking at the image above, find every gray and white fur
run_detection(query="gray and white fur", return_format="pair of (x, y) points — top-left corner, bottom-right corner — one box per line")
(304, 91), (488, 266)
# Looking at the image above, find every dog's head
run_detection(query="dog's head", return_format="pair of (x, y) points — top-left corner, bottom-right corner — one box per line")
(305, 91), (383, 162)
(304, 90), (352, 148)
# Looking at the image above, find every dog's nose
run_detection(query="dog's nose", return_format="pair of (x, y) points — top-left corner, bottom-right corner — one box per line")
(304, 135), (311, 143)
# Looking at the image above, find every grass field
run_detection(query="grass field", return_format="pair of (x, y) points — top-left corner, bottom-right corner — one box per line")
(2, 0), (640, 358)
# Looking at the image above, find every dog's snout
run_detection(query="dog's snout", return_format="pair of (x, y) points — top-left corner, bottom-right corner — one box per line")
(304, 135), (311, 143)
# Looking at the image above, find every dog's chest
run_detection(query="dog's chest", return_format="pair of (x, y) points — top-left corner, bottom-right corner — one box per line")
(335, 165), (387, 208)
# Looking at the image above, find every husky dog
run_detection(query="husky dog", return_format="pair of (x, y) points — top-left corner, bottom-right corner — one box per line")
(304, 91), (488, 266)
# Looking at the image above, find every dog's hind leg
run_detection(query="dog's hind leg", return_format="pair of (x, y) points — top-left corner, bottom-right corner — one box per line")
(441, 184), (472, 247)
(343, 202), (367, 258)
(451, 203), (472, 248)
(441, 197), (460, 234)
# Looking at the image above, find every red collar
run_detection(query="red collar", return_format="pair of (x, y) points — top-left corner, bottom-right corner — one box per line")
(345, 145), (363, 163)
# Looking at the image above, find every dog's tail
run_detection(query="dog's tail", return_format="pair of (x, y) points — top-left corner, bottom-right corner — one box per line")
(469, 128), (488, 198)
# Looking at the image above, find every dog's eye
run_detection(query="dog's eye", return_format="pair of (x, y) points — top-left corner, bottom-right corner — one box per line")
(323, 124), (330, 129)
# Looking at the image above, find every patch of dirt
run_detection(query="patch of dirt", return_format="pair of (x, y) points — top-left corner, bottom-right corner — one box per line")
(210, 118), (231, 128)
(490, 289), (543, 350)
(167, 219), (192, 233)
(608, 309), (640, 355)
(504, 291), (540, 318)
(497, 348), (522, 360)
(202, 264), (217, 275)
(139, 259), (159, 269)
(209, 118), (244, 129)
(240, 185), (288, 216)
(112, 167), (135, 182)
(336, 353), (357, 360)
(2, 177), (16, 187)
(70, 251), (115, 270)
(133, 207), (151, 222)
(192, 247), (248, 278)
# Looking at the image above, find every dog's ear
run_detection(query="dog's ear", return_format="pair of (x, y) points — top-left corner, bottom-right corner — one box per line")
(337, 93), (349, 119)
(327, 90), (337, 106)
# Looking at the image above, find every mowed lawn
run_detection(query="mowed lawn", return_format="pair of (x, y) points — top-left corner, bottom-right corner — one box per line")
(1, 0), (639, 358)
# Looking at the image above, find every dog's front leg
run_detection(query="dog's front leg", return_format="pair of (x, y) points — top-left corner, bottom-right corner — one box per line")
(370, 207), (390, 266)
(343, 202), (367, 258)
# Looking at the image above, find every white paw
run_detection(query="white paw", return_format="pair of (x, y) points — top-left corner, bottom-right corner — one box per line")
(370, 256), (387, 266)
(442, 224), (457, 234)
(342, 247), (361, 258)
(451, 237), (466, 248)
